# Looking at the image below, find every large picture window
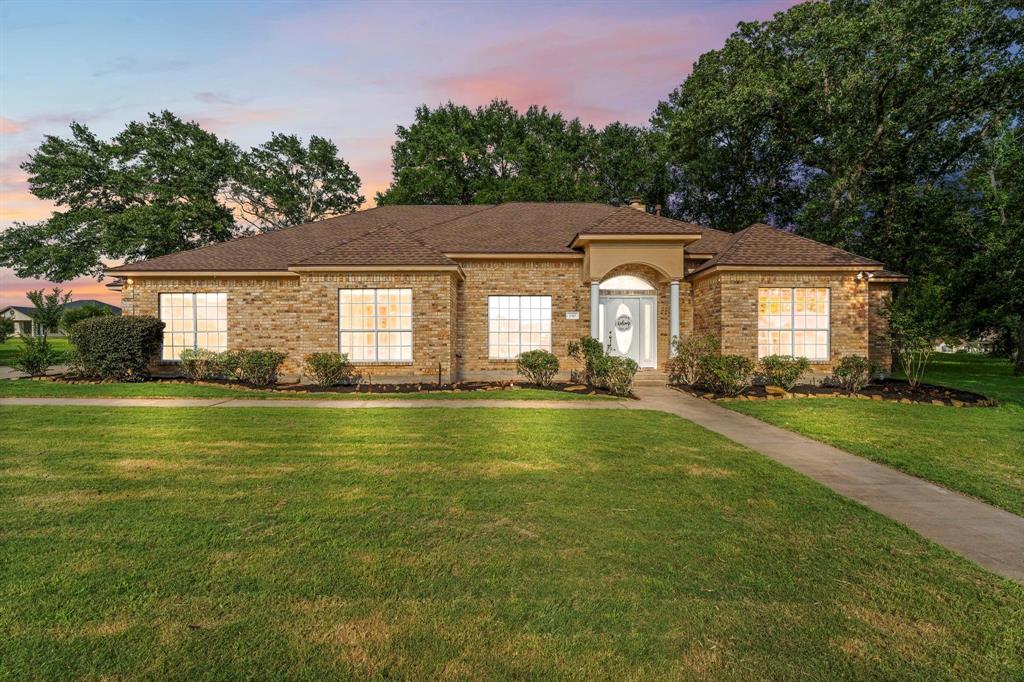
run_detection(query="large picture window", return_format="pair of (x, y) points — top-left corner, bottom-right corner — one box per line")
(488, 295), (552, 359)
(158, 293), (227, 361)
(757, 288), (830, 361)
(339, 288), (412, 362)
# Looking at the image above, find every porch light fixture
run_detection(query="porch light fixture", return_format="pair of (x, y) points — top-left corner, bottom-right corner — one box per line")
(856, 271), (875, 282)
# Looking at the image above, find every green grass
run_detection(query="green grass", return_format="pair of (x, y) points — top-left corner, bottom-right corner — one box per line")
(725, 354), (1024, 515)
(1, 407), (1020, 679)
(0, 379), (611, 401)
(0, 337), (71, 366)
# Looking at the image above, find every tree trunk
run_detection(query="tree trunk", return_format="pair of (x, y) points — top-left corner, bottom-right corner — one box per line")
(1015, 317), (1024, 376)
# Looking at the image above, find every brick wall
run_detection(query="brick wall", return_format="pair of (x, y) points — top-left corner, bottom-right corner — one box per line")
(456, 259), (590, 380)
(868, 283), (894, 373)
(691, 276), (723, 352)
(710, 271), (871, 374)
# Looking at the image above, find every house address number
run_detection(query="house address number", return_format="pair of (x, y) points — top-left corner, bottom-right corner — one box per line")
(565, 311), (580, 320)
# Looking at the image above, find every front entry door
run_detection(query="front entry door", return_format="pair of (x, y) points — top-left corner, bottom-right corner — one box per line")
(604, 297), (641, 363)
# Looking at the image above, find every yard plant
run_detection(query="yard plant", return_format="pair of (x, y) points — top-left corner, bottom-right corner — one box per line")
(67, 315), (164, 381)
(303, 352), (356, 387)
(757, 355), (809, 390)
(831, 355), (875, 393)
(667, 333), (718, 385)
(515, 349), (559, 387)
(178, 349), (222, 381)
(698, 353), (755, 396)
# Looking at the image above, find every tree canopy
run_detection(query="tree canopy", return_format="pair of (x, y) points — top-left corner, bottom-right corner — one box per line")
(0, 112), (362, 281)
(376, 100), (666, 207)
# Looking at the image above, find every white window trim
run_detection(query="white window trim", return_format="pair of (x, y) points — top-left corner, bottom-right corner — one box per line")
(157, 292), (227, 362)
(487, 295), (553, 361)
(338, 288), (414, 364)
(757, 287), (831, 362)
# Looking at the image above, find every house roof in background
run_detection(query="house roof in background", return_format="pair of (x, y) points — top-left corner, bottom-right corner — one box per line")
(1, 300), (121, 317)
(688, 224), (882, 276)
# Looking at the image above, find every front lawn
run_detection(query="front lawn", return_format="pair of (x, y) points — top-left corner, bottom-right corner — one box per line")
(0, 337), (71, 366)
(1, 407), (1020, 679)
(726, 354), (1024, 515)
(0, 379), (612, 401)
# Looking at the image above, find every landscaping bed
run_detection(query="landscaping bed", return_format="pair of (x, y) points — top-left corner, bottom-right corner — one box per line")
(24, 374), (622, 398)
(673, 378), (995, 406)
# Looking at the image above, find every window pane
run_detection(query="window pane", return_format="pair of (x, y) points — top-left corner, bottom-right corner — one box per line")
(338, 289), (413, 361)
(487, 295), (552, 358)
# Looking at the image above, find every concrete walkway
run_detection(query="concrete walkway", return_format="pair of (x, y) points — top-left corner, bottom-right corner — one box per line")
(2, 389), (1022, 583)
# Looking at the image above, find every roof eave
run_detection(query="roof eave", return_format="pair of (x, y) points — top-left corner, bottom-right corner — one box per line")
(686, 264), (884, 283)
(569, 232), (702, 248)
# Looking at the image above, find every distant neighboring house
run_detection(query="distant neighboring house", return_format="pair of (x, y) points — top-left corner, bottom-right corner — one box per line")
(0, 300), (122, 337)
(934, 333), (998, 354)
(107, 201), (907, 382)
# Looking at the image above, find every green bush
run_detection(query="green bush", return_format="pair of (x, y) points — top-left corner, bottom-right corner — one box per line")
(668, 333), (719, 385)
(235, 349), (286, 386)
(304, 352), (356, 387)
(0, 316), (13, 344)
(179, 348), (221, 381)
(698, 354), (755, 396)
(757, 355), (810, 390)
(831, 354), (875, 392)
(13, 335), (57, 377)
(216, 350), (242, 380)
(67, 316), (164, 381)
(598, 356), (639, 396)
(516, 349), (560, 387)
(566, 336), (605, 385)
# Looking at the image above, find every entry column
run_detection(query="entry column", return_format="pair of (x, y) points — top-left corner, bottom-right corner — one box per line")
(590, 280), (600, 338)
(670, 280), (680, 346)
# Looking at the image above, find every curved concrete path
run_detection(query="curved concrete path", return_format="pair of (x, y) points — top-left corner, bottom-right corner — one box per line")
(2, 389), (1021, 583)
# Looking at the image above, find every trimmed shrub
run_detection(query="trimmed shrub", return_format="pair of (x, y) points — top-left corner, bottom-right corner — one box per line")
(216, 350), (243, 380)
(235, 349), (286, 386)
(831, 354), (875, 392)
(667, 334), (719, 385)
(516, 349), (559, 387)
(598, 356), (639, 397)
(757, 355), (810, 390)
(698, 354), (754, 396)
(566, 336), (605, 385)
(179, 348), (221, 381)
(13, 335), (57, 377)
(304, 352), (356, 387)
(68, 316), (164, 381)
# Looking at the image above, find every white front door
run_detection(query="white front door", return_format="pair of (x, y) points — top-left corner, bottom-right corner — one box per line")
(600, 296), (657, 367)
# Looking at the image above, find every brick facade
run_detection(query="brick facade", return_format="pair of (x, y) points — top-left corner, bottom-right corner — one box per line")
(868, 283), (894, 373)
(122, 260), (892, 382)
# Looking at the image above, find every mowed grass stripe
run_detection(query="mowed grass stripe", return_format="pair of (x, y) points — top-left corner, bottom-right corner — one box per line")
(1, 406), (1021, 680)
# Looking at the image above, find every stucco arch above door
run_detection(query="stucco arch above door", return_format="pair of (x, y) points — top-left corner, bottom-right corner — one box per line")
(583, 241), (685, 282)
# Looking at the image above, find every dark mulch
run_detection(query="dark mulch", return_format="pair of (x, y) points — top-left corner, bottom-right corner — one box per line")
(674, 378), (995, 407)
(49, 375), (616, 397)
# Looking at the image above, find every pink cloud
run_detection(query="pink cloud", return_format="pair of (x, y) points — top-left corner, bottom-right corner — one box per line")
(0, 117), (24, 134)
(0, 270), (121, 308)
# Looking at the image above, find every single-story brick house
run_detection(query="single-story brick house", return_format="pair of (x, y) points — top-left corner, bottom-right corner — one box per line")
(106, 201), (906, 382)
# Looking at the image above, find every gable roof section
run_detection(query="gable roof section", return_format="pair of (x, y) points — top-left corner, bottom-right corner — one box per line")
(686, 226), (734, 255)
(584, 206), (703, 236)
(688, 224), (881, 276)
(294, 223), (458, 268)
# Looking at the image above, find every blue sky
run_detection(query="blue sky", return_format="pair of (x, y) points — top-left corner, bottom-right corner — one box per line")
(0, 0), (795, 304)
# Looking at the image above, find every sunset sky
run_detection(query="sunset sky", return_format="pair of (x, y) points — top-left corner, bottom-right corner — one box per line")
(0, 0), (796, 307)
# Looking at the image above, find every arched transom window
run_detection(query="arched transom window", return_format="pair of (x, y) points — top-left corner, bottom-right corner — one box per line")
(599, 275), (655, 292)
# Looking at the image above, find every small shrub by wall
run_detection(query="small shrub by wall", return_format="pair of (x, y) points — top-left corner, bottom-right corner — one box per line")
(831, 355), (875, 392)
(179, 349), (222, 381)
(698, 354), (754, 396)
(235, 350), (286, 386)
(516, 350), (559, 387)
(304, 352), (356, 387)
(757, 355), (810, 390)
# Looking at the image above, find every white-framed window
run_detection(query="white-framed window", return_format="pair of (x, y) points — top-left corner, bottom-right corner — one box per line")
(488, 295), (552, 360)
(158, 292), (227, 361)
(339, 288), (412, 362)
(757, 287), (830, 361)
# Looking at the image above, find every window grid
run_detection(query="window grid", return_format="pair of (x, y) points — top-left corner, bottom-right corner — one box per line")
(158, 292), (227, 361)
(339, 288), (412, 363)
(488, 295), (552, 360)
(757, 288), (830, 361)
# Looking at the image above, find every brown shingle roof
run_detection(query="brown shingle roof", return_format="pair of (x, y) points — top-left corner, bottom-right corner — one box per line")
(295, 223), (457, 267)
(108, 202), (705, 272)
(686, 226), (734, 255)
(688, 223), (881, 275)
